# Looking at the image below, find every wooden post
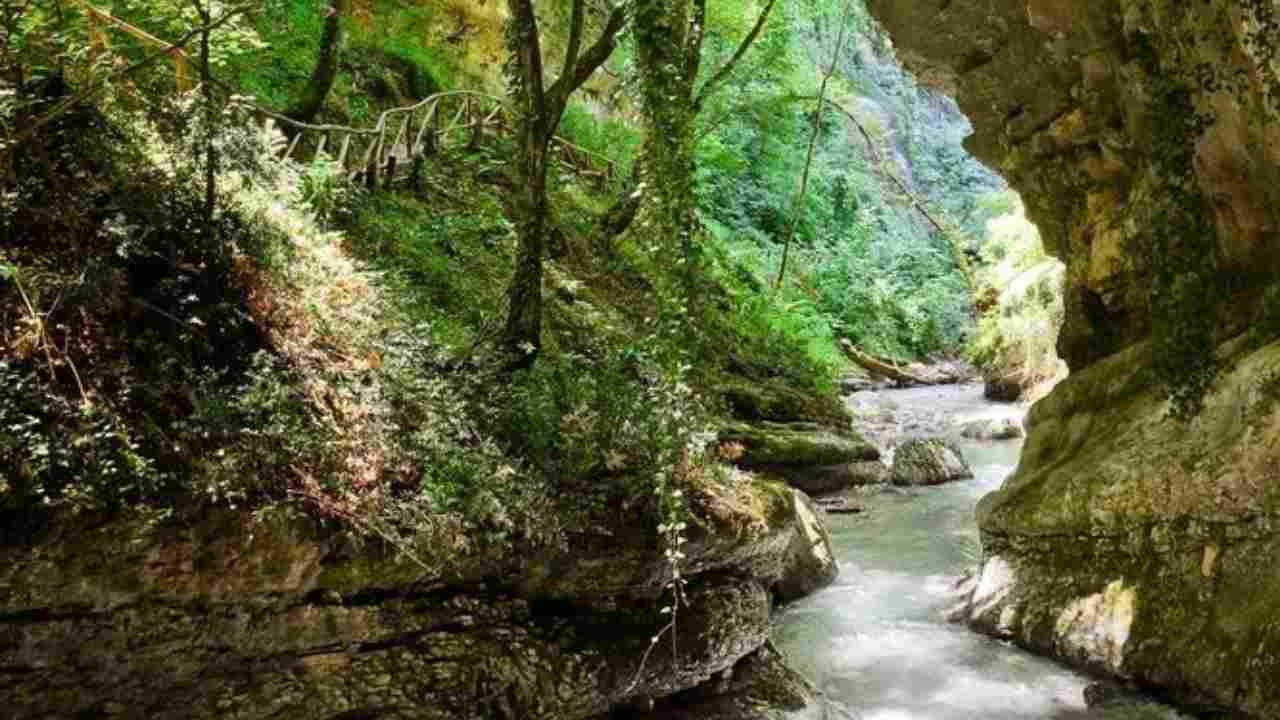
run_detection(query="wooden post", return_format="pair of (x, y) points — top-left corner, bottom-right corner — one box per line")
(283, 132), (303, 161)
(385, 155), (398, 186)
(337, 133), (352, 168)
(424, 103), (439, 157)
(468, 98), (483, 151)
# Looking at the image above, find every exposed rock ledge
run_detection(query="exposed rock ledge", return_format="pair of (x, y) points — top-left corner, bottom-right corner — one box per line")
(0, 476), (835, 719)
(864, 0), (1280, 715)
(947, 338), (1280, 716)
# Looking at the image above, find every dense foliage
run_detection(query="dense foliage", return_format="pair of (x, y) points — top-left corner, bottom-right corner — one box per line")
(0, 0), (1055, 551)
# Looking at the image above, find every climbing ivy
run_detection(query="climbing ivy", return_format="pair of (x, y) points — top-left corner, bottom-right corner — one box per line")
(1146, 75), (1219, 420)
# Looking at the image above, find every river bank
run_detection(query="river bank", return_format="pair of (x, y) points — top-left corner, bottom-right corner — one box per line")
(772, 384), (1188, 719)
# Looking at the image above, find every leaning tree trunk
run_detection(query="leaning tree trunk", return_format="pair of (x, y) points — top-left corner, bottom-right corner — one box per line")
(288, 0), (346, 124)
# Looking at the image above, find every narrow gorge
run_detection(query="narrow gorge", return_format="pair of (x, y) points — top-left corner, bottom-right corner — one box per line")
(3, 0), (1279, 718)
(865, 0), (1280, 715)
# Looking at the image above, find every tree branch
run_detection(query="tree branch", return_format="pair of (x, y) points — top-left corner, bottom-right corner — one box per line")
(693, 0), (777, 109)
(558, 0), (587, 87)
(775, 0), (852, 290)
(547, 1), (629, 119)
(684, 0), (707, 89)
(7, 3), (254, 152)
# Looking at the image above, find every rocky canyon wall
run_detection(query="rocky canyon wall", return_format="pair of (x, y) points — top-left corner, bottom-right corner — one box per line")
(865, 0), (1280, 715)
(0, 481), (834, 719)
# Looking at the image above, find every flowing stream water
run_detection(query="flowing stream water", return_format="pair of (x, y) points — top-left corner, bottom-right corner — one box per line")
(773, 385), (1187, 720)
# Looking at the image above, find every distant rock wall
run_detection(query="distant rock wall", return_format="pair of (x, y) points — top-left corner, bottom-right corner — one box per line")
(866, 1), (1280, 715)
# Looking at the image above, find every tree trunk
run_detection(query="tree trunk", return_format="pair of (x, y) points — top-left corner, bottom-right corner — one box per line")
(635, 0), (701, 293)
(503, 131), (550, 365)
(838, 339), (961, 386)
(288, 0), (346, 124)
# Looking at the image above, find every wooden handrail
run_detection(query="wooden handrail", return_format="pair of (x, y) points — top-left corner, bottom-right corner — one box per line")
(76, 0), (618, 184)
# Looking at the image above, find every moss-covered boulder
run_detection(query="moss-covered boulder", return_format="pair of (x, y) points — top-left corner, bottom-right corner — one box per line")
(947, 340), (1280, 716)
(719, 421), (880, 496)
(715, 375), (853, 428)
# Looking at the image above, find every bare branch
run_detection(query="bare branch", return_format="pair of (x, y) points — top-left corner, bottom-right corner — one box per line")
(547, 1), (629, 118)
(693, 0), (778, 109)
(558, 0), (587, 86)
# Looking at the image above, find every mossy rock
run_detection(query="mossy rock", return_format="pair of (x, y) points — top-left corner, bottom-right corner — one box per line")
(890, 438), (973, 486)
(714, 375), (852, 427)
(719, 422), (878, 469)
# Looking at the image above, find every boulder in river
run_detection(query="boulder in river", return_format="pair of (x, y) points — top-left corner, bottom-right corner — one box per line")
(719, 421), (880, 496)
(890, 438), (973, 486)
(983, 374), (1024, 403)
(957, 417), (1024, 441)
(775, 490), (839, 603)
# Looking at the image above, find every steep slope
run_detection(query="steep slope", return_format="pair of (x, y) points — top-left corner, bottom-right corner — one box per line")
(0, 4), (858, 717)
(866, 1), (1280, 715)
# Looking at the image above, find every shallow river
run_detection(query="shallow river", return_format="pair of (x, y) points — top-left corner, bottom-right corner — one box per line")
(773, 385), (1186, 720)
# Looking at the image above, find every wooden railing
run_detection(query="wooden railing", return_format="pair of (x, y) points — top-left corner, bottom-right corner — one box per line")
(76, 2), (618, 189)
(236, 91), (618, 190)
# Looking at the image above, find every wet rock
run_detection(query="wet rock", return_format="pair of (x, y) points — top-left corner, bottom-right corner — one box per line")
(983, 376), (1024, 403)
(625, 641), (817, 720)
(890, 438), (973, 486)
(814, 496), (864, 515)
(775, 491), (838, 603)
(1083, 682), (1126, 709)
(957, 417), (1024, 441)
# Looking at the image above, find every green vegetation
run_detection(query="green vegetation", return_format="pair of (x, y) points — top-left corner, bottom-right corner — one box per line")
(0, 0), (1048, 550)
(966, 193), (1067, 399)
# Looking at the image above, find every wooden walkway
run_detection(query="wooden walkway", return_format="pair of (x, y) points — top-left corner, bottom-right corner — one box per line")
(238, 92), (618, 190)
(78, 1), (617, 190)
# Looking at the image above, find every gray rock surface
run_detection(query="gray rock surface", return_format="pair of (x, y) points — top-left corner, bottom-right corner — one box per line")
(890, 438), (973, 486)
(957, 417), (1024, 441)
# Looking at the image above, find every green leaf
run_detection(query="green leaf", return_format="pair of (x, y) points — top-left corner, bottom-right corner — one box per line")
(0, 263), (15, 282)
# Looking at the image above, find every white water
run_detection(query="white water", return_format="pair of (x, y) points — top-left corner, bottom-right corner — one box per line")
(774, 385), (1186, 720)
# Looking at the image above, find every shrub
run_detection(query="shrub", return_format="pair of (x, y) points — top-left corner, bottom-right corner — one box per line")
(500, 344), (709, 497)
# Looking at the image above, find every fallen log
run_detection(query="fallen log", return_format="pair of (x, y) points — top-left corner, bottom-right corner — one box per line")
(838, 339), (962, 387)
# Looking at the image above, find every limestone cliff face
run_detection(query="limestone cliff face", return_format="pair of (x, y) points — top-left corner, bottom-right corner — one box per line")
(0, 481), (832, 719)
(866, 0), (1280, 715)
